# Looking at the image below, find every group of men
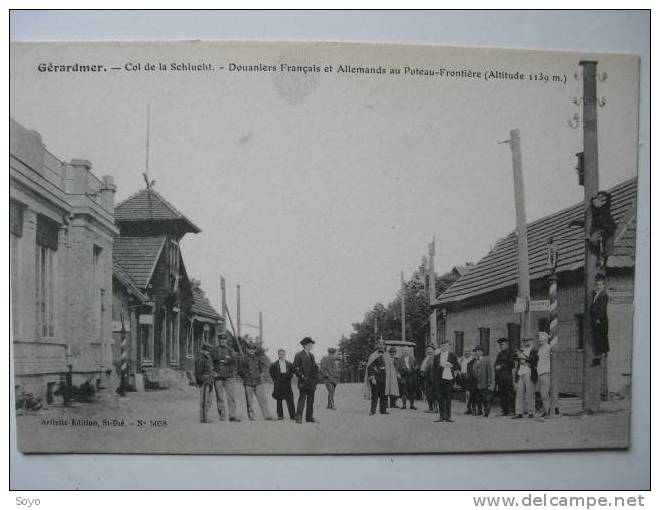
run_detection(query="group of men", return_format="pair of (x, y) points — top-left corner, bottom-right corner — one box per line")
(195, 334), (339, 425)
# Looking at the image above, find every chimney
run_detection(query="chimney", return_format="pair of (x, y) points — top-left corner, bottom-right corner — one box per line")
(68, 159), (92, 195)
(101, 175), (117, 211)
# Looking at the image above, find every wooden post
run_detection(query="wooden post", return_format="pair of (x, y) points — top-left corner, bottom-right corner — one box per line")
(580, 60), (602, 413)
(220, 276), (227, 334)
(428, 237), (438, 346)
(509, 129), (532, 339)
(237, 284), (241, 342)
(401, 270), (406, 342)
(259, 311), (263, 343)
(547, 238), (561, 415)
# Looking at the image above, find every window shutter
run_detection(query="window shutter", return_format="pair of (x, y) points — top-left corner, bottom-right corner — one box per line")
(36, 215), (59, 250)
(10, 201), (24, 237)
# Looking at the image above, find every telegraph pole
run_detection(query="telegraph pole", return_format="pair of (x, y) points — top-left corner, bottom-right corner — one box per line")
(507, 129), (532, 339)
(259, 311), (263, 343)
(580, 60), (602, 413)
(428, 237), (438, 346)
(237, 284), (241, 342)
(401, 270), (406, 342)
(220, 276), (227, 334)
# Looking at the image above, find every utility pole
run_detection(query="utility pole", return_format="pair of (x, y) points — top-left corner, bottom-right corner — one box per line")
(401, 270), (406, 342)
(507, 129), (532, 339)
(580, 60), (602, 413)
(428, 237), (438, 347)
(259, 311), (263, 343)
(237, 284), (241, 342)
(220, 276), (227, 334)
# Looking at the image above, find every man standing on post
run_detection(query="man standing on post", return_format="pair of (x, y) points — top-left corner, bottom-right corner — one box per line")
(395, 346), (417, 410)
(494, 337), (515, 416)
(210, 332), (241, 422)
(320, 347), (340, 410)
(269, 348), (296, 420)
(293, 337), (319, 424)
(433, 339), (460, 423)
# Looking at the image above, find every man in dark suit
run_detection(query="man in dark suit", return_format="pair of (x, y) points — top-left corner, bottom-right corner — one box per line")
(494, 337), (515, 416)
(292, 336), (320, 424)
(432, 339), (460, 423)
(590, 274), (610, 365)
(395, 346), (417, 410)
(269, 348), (296, 420)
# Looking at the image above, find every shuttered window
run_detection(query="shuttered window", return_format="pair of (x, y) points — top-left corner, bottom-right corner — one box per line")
(454, 331), (464, 356)
(478, 327), (490, 355)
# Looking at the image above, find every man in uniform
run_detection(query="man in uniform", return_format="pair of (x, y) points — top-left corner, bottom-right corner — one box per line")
(238, 343), (274, 421)
(367, 346), (388, 415)
(210, 332), (241, 422)
(194, 341), (215, 423)
(320, 347), (340, 410)
(395, 346), (418, 410)
(293, 336), (320, 424)
(494, 337), (515, 416)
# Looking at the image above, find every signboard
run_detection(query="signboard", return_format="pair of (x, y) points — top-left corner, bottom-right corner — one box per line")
(529, 300), (551, 312)
(513, 297), (526, 313)
(138, 314), (153, 325)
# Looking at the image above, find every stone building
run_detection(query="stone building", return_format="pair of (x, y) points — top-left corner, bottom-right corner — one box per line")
(434, 178), (637, 396)
(10, 119), (118, 402)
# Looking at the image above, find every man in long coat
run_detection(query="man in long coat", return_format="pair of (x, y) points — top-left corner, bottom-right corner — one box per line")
(363, 342), (399, 405)
(292, 336), (320, 424)
(590, 274), (610, 364)
(269, 348), (296, 420)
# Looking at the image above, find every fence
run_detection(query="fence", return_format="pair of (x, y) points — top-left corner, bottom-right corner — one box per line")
(553, 350), (608, 398)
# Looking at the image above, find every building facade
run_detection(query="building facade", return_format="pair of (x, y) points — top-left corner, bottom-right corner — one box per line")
(10, 119), (118, 402)
(435, 178), (637, 397)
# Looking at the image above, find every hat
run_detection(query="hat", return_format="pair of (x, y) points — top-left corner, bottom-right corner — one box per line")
(300, 336), (315, 346)
(328, 347), (337, 353)
(595, 272), (606, 282)
(514, 350), (527, 360)
(473, 345), (484, 353)
(425, 344), (435, 351)
(522, 337), (533, 343)
(246, 342), (257, 350)
(201, 341), (212, 351)
(497, 337), (510, 344)
(388, 346), (397, 353)
(463, 350), (473, 355)
(440, 339), (450, 345)
(538, 332), (550, 342)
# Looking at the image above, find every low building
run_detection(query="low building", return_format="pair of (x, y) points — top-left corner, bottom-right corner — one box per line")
(10, 119), (118, 402)
(435, 178), (637, 396)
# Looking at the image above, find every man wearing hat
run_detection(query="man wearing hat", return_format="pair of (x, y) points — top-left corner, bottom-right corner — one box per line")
(590, 274), (610, 366)
(193, 342), (215, 423)
(210, 332), (241, 422)
(494, 337), (515, 416)
(459, 349), (475, 415)
(536, 331), (558, 417)
(467, 345), (493, 416)
(293, 337), (320, 423)
(419, 344), (438, 413)
(237, 342), (274, 421)
(386, 346), (401, 408)
(432, 340), (460, 422)
(367, 345), (389, 415)
(320, 347), (340, 410)
(512, 338), (539, 419)
(395, 346), (418, 410)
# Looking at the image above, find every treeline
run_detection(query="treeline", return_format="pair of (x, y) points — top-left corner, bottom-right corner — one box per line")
(338, 259), (461, 367)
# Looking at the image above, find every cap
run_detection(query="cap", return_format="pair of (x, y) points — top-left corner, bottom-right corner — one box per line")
(497, 337), (510, 344)
(473, 345), (484, 353)
(537, 332), (550, 342)
(328, 347), (337, 353)
(300, 337), (315, 346)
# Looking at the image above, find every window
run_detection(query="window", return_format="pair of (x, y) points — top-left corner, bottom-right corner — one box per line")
(538, 318), (550, 333)
(35, 215), (58, 338)
(576, 314), (584, 350)
(140, 324), (151, 361)
(169, 240), (179, 292)
(93, 245), (103, 339)
(454, 331), (464, 357)
(507, 322), (521, 351)
(478, 327), (490, 355)
(185, 321), (194, 359)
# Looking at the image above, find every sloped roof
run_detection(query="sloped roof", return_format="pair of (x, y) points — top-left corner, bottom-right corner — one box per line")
(436, 178), (637, 306)
(190, 287), (222, 321)
(113, 236), (166, 289)
(115, 188), (201, 234)
(112, 261), (150, 302)
(453, 265), (474, 277)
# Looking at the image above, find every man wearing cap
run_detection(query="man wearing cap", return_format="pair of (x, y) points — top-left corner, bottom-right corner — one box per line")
(459, 349), (474, 415)
(395, 346), (417, 410)
(269, 348), (296, 420)
(210, 332), (241, 422)
(432, 340), (460, 423)
(419, 344), (438, 413)
(367, 346), (388, 415)
(494, 337), (515, 416)
(467, 345), (493, 416)
(536, 331), (558, 417)
(512, 338), (539, 419)
(320, 347), (340, 410)
(238, 343), (274, 421)
(293, 337), (320, 423)
(194, 342), (215, 423)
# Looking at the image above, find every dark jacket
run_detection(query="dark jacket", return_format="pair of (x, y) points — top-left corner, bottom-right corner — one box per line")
(467, 356), (493, 390)
(494, 348), (515, 383)
(319, 355), (340, 385)
(238, 353), (269, 386)
(269, 359), (294, 399)
(590, 290), (610, 355)
(367, 356), (387, 384)
(514, 348), (539, 384)
(194, 351), (214, 386)
(395, 354), (416, 379)
(431, 351), (460, 387)
(292, 349), (319, 390)
(210, 344), (238, 379)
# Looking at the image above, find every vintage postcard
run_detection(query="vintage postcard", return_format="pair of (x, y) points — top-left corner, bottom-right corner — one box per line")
(10, 41), (639, 454)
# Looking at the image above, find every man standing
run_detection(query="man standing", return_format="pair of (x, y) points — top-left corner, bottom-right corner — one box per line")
(590, 274), (610, 365)
(269, 348), (296, 420)
(494, 337), (515, 416)
(459, 349), (474, 415)
(293, 337), (320, 424)
(395, 346), (417, 410)
(467, 345), (493, 416)
(367, 346), (388, 415)
(512, 337), (538, 419)
(210, 332), (241, 422)
(194, 342), (215, 424)
(238, 343), (274, 421)
(420, 344), (437, 413)
(432, 340), (460, 423)
(320, 347), (340, 410)
(386, 346), (400, 408)
(536, 331), (558, 417)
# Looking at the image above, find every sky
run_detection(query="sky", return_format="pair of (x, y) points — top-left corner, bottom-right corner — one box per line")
(9, 41), (640, 358)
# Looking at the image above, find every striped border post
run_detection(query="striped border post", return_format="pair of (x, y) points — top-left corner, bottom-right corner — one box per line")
(547, 238), (560, 415)
(118, 307), (128, 397)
